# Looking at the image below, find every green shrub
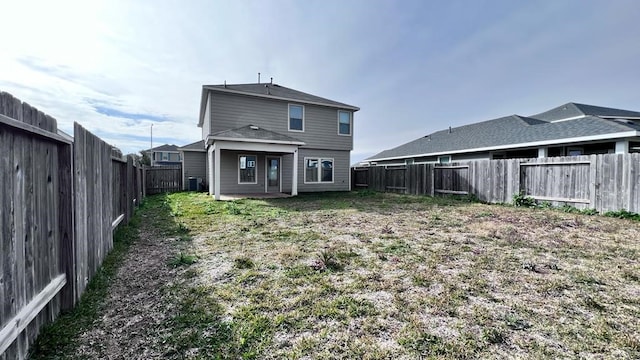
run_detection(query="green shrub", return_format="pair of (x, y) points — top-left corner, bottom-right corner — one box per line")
(169, 252), (198, 267)
(234, 256), (255, 269)
(604, 210), (640, 221)
(512, 192), (536, 208)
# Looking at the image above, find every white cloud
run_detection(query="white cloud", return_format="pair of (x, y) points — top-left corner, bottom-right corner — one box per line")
(1, 0), (640, 159)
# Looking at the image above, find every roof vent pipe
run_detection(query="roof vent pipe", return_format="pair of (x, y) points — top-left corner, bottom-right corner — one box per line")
(449, 126), (452, 133)
(258, 72), (261, 84)
(271, 77), (273, 84)
(224, 80), (226, 88)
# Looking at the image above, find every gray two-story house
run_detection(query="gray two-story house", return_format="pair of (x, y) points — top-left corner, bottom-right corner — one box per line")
(195, 82), (359, 200)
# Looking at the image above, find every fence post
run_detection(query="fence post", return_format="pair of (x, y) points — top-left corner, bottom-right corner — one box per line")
(429, 164), (434, 196)
(125, 156), (134, 222)
(142, 165), (147, 198)
(589, 154), (597, 210)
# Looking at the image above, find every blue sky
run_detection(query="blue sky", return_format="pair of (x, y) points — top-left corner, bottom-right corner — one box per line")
(1, 0), (639, 163)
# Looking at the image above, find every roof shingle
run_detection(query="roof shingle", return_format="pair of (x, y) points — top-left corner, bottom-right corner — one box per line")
(211, 125), (305, 145)
(367, 103), (640, 161)
(204, 83), (359, 110)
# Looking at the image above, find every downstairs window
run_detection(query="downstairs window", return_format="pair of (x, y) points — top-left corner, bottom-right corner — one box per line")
(305, 158), (333, 183)
(238, 155), (257, 184)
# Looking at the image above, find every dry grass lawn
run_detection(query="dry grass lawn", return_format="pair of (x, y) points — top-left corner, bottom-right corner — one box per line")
(35, 191), (638, 359)
(156, 191), (640, 359)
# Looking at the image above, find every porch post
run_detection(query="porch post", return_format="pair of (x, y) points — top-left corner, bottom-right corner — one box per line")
(615, 140), (629, 154)
(292, 148), (299, 196)
(291, 148), (298, 196)
(538, 147), (548, 158)
(207, 146), (214, 195)
(214, 145), (221, 200)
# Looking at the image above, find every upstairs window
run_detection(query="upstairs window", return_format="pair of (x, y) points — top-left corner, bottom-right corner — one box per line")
(289, 104), (304, 132)
(238, 155), (257, 184)
(338, 110), (352, 135)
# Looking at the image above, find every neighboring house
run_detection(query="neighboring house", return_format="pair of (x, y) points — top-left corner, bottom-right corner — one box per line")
(196, 82), (359, 200)
(362, 102), (640, 166)
(177, 140), (207, 190)
(146, 144), (182, 166)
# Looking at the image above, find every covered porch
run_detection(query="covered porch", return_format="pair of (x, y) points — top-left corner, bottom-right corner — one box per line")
(205, 125), (305, 201)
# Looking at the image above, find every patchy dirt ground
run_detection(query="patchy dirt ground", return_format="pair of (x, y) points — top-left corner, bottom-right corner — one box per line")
(53, 192), (640, 359)
(71, 202), (191, 359)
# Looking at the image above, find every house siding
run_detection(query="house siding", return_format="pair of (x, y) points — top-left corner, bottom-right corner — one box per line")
(295, 149), (351, 192)
(202, 93), (211, 140)
(182, 151), (207, 190)
(218, 150), (266, 193)
(210, 92), (353, 151)
(281, 153), (293, 192)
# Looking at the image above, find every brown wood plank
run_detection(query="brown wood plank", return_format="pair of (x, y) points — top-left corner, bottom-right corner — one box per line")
(631, 154), (640, 213)
(59, 140), (75, 310)
(12, 126), (27, 356)
(0, 114), (70, 145)
(0, 123), (15, 331)
(74, 123), (88, 297)
(24, 112), (40, 346)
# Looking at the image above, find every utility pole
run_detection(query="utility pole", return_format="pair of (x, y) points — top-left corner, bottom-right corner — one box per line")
(150, 123), (153, 164)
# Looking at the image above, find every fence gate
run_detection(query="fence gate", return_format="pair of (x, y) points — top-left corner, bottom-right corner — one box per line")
(145, 165), (182, 194)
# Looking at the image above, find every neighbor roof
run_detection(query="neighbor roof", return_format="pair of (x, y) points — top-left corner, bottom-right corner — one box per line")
(178, 140), (205, 151)
(366, 103), (640, 162)
(208, 125), (305, 145)
(145, 144), (179, 152)
(531, 102), (640, 121)
(199, 83), (359, 126)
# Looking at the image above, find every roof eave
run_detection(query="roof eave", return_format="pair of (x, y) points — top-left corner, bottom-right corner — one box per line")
(365, 131), (640, 162)
(204, 86), (360, 111)
(198, 87), (208, 127)
(179, 148), (206, 152)
(206, 135), (306, 146)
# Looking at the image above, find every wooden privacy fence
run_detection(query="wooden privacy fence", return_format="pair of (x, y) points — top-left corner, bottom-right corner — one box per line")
(0, 92), (143, 359)
(145, 165), (182, 194)
(352, 153), (640, 213)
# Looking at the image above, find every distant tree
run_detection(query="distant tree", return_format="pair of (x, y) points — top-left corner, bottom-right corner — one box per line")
(127, 153), (142, 164)
(111, 147), (123, 159)
(139, 151), (151, 166)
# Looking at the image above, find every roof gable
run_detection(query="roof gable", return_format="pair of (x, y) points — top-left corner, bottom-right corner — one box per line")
(572, 103), (640, 118)
(146, 143), (179, 152)
(178, 140), (205, 151)
(530, 102), (640, 121)
(205, 83), (359, 110)
(198, 83), (360, 127)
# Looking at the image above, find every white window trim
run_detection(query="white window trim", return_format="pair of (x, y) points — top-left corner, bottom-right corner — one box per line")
(337, 110), (352, 136)
(237, 154), (258, 184)
(288, 104), (305, 132)
(303, 157), (334, 184)
(438, 155), (451, 164)
(567, 146), (583, 156)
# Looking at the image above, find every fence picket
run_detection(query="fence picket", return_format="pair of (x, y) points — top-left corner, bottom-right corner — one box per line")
(0, 92), (145, 359)
(352, 154), (640, 212)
